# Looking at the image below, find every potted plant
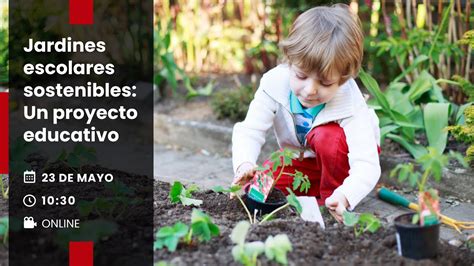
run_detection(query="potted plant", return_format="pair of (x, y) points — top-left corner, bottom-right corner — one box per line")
(389, 147), (467, 259)
(241, 148), (311, 216)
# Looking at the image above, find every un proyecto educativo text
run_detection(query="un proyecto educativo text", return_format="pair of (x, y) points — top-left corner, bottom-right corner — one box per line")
(22, 38), (138, 143)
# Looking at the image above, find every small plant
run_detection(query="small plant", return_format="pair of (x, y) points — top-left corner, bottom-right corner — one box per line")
(291, 171), (311, 193)
(259, 189), (302, 224)
(342, 211), (382, 237)
(391, 147), (467, 225)
(447, 105), (474, 163)
(55, 219), (118, 250)
(78, 181), (141, 220)
(212, 185), (254, 224)
(253, 148), (311, 201)
(231, 221), (292, 266)
(0, 217), (8, 245)
(169, 181), (202, 207)
(154, 222), (189, 252)
(56, 144), (97, 172)
(467, 234), (474, 250)
(185, 209), (220, 243)
(154, 209), (220, 252)
(211, 85), (254, 122)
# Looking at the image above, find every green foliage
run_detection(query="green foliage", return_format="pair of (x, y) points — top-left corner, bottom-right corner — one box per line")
(57, 144), (97, 171)
(458, 30), (474, 49)
(264, 234), (292, 265)
(467, 235), (474, 250)
(360, 70), (456, 158)
(291, 171), (310, 194)
(55, 219), (118, 250)
(231, 221), (292, 266)
(373, 0), (465, 87)
(0, 216), (8, 245)
(392, 147), (466, 192)
(169, 181), (202, 207)
(154, 222), (189, 252)
(285, 188), (302, 214)
(212, 185), (241, 194)
(154, 209), (220, 252)
(189, 209), (220, 242)
(10, 138), (34, 175)
(448, 105), (474, 162)
(211, 85), (254, 122)
(342, 211), (381, 237)
(155, 21), (195, 98)
(0, 23), (7, 85)
(77, 181), (141, 220)
(452, 76), (474, 102)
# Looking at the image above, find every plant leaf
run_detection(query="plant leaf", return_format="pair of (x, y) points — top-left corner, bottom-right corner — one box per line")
(342, 211), (359, 227)
(286, 188), (302, 214)
(424, 103), (450, 153)
(264, 234), (292, 265)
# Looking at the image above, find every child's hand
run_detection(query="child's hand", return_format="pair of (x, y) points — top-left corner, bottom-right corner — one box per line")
(325, 191), (349, 223)
(230, 162), (256, 199)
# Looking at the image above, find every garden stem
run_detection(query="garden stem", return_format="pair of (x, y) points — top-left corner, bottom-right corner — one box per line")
(418, 168), (431, 193)
(269, 165), (285, 195)
(259, 203), (289, 224)
(237, 195), (253, 224)
(185, 228), (193, 244)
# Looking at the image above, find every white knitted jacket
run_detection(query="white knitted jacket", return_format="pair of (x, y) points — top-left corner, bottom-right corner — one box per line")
(232, 64), (381, 210)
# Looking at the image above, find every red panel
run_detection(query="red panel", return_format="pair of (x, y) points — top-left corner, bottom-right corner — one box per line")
(0, 93), (7, 174)
(69, 0), (94, 25)
(69, 241), (94, 266)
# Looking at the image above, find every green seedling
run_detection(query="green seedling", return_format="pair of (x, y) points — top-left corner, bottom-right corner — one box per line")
(264, 234), (293, 265)
(154, 222), (189, 252)
(169, 181), (202, 207)
(231, 221), (292, 266)
(259, 189), (302, 224)
(467, 235), (474, 250)
(212, 185), (254, 224)
(184, 209), (220, 244)
(391, 147), (467, 225)
(0, 217), (8, 245)
(57, 144), (97, 172)
(55, 219), (118, 250)
(154, 209), (220, 252)
(253, 148), (311, 201)
(291, 170), (310, 194)
(343, 211), (381, 237)
(78, 181), (141, 219)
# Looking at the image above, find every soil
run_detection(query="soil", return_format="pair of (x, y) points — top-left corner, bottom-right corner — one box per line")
(7, 162), (153, 265)
(0, 179), (7, 266)
(154, 181), (474, 266)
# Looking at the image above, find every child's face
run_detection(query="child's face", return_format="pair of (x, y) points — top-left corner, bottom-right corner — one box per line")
(289, 65), (342, 108)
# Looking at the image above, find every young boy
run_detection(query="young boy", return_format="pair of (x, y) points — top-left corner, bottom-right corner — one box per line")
(231, 4), (381, 222)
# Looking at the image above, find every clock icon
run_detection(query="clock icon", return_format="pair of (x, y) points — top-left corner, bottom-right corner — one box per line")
(23, 194), (36, 207)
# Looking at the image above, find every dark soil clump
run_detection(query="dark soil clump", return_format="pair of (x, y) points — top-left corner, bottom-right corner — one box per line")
(154, 181), (474, 265)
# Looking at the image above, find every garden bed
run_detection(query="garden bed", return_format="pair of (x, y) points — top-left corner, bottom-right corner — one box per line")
(154, 181), (474, 265)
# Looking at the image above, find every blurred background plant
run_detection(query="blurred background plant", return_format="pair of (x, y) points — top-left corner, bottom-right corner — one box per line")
(1, 0), (472, 159)
(0, 0), (7, 86)
(211, 84), (254, 122)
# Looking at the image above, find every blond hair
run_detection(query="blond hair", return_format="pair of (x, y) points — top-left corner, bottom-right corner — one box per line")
(280, 4), (363, 83)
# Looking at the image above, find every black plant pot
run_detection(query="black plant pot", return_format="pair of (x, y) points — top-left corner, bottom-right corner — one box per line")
(243, 187), (287, 216)
(394, 213), (440, 260)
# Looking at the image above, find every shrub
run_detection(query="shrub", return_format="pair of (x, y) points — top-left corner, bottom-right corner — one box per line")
(211, 85), (254, 122)
(447, 105), (474, 162)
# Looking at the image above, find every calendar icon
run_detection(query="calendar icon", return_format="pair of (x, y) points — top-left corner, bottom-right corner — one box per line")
(24, 170), (36, 183)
